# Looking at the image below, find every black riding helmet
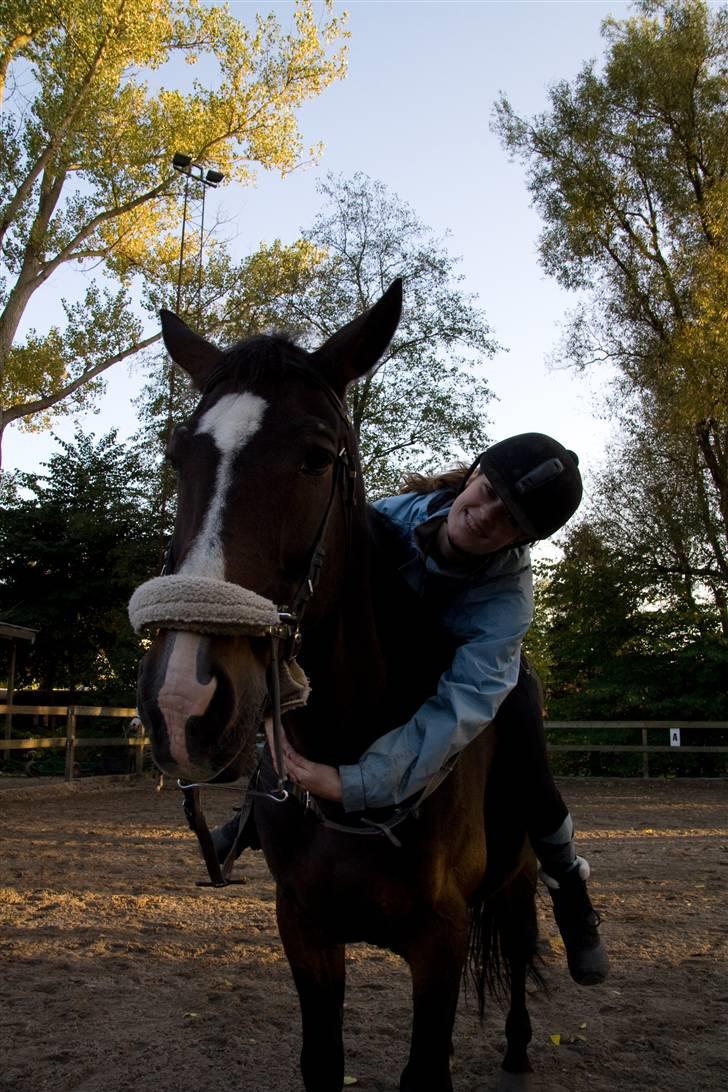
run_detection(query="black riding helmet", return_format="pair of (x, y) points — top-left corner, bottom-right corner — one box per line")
(473, 433), (583, 540)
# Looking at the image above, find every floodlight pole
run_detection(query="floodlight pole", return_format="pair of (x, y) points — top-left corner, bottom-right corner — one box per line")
(159, 155), (225, 562)
(197, 182), (207, 324)
(171, 155), (224, 322)
(167, 155), (225, 430)
(175, 171), (191, 314)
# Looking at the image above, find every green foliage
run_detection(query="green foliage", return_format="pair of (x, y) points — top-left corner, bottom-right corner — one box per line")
(0, 428), (159, 700)
(530, 520), (728, 775)
(226, 173), (498, 496)
(134, 173), (498, 499)
(587, 416), (727, 625)
(495, 0), (728, 636)
(533, 521), (728, 720)
(0, 0), (347, 458)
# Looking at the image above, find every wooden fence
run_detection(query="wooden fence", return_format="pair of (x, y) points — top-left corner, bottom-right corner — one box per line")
(545, 720), (728, 778)
(0, 705), (142, 780)
(0, 707), (726, 782)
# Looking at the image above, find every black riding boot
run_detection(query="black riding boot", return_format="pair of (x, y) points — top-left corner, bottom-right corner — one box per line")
(541, 857), (609, 986)
(211, 806), (260, 864)
(532, 813), (608, 986)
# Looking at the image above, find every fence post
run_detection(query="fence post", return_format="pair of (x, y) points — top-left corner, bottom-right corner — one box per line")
(64, 707), (77, 782)
(642, 727), (649, 779)
(4, 642), (16, 740)
(134, 730), (145, 776)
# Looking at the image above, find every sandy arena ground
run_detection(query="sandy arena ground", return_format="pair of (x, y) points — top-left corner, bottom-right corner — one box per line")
(1, 777), (726, 1092)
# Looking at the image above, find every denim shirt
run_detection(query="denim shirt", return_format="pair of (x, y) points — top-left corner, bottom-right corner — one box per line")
(338, 490), (534, 813)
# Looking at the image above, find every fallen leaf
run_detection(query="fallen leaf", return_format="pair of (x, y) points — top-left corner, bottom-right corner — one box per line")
(549, 1033), (561, 1046)
(343, 1078), (358, 1086)
(183, 1012), (200, 1020)
(579, 1022), (587, 1029)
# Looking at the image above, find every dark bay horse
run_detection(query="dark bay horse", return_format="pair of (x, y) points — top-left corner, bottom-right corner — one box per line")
(134, 280), (539, 1092)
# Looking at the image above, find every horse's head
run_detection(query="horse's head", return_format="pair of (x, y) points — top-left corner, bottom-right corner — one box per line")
(132, 280), (402, 782)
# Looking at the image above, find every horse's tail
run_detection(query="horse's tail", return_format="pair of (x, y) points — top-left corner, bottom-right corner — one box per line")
(466, 861), (544, 1019)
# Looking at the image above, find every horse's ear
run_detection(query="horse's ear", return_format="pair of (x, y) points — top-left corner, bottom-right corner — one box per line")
(160, 310), (223, 391)
(310, 279), (403, 390)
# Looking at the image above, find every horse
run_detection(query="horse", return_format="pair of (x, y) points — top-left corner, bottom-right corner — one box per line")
(132, 279), (540, 1092)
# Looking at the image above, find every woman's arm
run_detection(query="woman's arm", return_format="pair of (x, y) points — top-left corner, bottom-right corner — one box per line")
(284, 568), (533, 812)
(338, 591), (529, 811)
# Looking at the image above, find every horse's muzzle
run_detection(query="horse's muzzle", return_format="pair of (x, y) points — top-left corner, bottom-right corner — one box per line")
(137, 630), (269, 781)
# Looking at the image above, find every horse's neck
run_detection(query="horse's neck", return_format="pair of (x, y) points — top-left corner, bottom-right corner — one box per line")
(292, 510), (450, 767)
(293, 525), (389, 764)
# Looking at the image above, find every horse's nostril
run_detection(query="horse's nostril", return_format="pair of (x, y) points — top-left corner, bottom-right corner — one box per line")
(154, 632), (218, 771)
(137, 629), (271, 783)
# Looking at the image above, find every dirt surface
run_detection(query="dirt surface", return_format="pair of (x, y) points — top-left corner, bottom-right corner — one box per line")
(1, 777), (726, 1092)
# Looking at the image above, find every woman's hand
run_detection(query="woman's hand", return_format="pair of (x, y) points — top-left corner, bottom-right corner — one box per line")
(285, 746), (343, 802)
(285, 751), (347, 803)
(264, 717), (343, 803)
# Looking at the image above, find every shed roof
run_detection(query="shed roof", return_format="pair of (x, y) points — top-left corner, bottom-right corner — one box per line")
(0, 623), (37, 643)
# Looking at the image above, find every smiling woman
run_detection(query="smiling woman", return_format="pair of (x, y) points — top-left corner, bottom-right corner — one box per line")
(440, 472), (523, 557)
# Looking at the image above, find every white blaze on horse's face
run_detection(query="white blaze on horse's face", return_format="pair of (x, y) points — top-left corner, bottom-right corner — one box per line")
(179, 391), (267, 581)
(157, 632), (217, 771)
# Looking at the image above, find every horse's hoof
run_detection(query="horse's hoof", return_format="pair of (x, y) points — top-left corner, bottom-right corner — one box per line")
(471, 1076), (535, 1092)
(492, 1070), (535, 1092)
(400, 1063), (453, 1092)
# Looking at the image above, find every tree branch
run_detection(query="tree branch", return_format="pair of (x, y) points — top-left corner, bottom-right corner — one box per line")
(1, 330), (160, 427)
(0, 6), (125, 252)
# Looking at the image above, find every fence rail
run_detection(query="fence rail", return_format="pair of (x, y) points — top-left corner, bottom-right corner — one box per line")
(0, 705), (142, 780)
(545, 720), (728, 778)
(0, 708), (726, 781)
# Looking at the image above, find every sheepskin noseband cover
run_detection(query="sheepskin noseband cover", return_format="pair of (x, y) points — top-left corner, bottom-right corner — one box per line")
(128, 575), (310, 712)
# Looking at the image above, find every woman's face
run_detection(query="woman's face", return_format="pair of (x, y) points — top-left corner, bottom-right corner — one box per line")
(445, 471), (523, 556)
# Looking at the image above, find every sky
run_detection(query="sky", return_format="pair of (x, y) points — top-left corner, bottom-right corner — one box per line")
(4, 0), (628, 485)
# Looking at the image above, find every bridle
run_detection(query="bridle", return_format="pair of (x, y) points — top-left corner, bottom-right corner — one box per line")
(156, 359), (361, 884)
(200, 356), (358, 769)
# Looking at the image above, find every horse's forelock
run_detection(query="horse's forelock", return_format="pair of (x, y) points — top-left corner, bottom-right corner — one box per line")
(214, 333), (309, 393)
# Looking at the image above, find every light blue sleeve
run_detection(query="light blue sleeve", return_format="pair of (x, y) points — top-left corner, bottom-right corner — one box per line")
(338, 568), (534, 812)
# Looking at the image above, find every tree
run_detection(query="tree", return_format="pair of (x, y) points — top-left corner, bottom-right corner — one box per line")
(133, 235), (328, 554)
(0, 428), (158, 700)
(530, 523), (650, 718)
(0, 0), (347, 463)
(494, 0), (728, 618)
(590, 416), (728, 634)
(531, 521), (728, 722)
(220, 172), (499, 496)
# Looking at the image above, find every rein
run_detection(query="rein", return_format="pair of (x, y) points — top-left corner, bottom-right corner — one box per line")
(182, 736), (458, 887)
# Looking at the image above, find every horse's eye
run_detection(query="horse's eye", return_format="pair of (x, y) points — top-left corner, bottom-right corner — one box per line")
(166, 424), (190, 465)
(301, 446), (335, 475)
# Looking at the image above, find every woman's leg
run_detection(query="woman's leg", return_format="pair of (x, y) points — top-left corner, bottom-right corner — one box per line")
(503, 659), (609, 986)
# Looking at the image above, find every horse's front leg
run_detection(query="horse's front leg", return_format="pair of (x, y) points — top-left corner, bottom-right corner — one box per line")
(398, 907), (469, 1092)
(276, 887), (346, 1092)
